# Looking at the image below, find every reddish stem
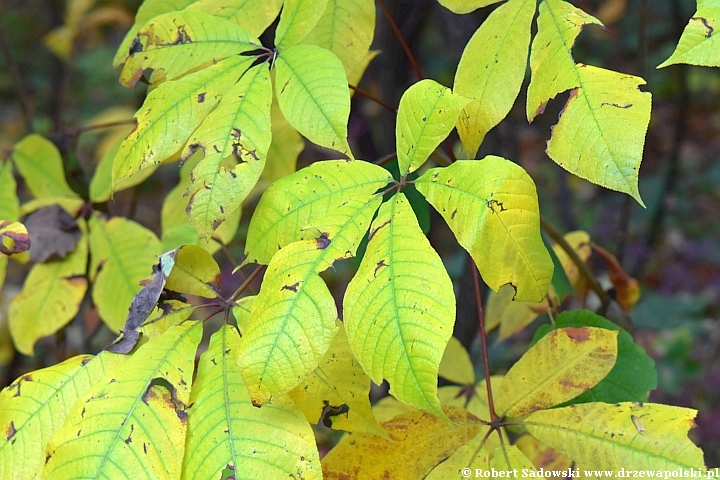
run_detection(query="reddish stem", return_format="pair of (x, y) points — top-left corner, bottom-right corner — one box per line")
(349, 84), (397, 113)
(471, 258), (498, 421)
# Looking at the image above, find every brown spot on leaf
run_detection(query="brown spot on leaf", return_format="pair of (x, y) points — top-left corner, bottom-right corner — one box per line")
(534, 100), (548, 119)
(601, 102), (631, 109)
(486, 199), (506, 213)
(319, 401), (350, 427)
(316, 232), (331, 250)
(368, 219), (391, 241)
(564, 326), (590, 342)
(692, 16), (714, 37)
(142, 378), (188, 422)
(282, 282), (300, 292)
(197, 92), (206, 103)
(173, 25), (191, 45)
(6, 422), (16, 440)
(374, 260), (388, 276)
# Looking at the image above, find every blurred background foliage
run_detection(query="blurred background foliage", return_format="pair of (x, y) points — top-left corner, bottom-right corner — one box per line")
(0, 0), (719, 465)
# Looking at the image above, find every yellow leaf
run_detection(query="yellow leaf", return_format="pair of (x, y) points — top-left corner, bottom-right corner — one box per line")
(371, 394), (414, 423)
(231, 295), (255, 333)
(18, 196), (84, 217)
(288, 321), (386, 437)
(88, 214), (162, 331)
(490, 445), (536, 476)
(182, 325), (321, 479)
(454, 0), (536, 158)
(322, 406), (483, 479)
(552, 230), (591, 292)
(439, 336), (475, 385)
(43, 322), (202, 480)
(164, 244), (221, 298)
(139, 302), (196, 340)
(0, 221), (30, 257)
(495, 327), (618, 417)
(0, 159), (19, 222)
(525, 402), (705, 472)
(261, 98), (303, 182)
(0, 352), (125, 479)
(486, 284), (547, 340)
(9, 220), (88, 356)
(515, 434), (573, 473)
(12, 134), (78, 199)
(425, 434), (489, 479)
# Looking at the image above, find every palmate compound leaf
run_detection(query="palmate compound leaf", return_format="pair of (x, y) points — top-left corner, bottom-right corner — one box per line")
(495, 326), (618, 418)
(0, 352), (126, 479)
(322, 406), (483, 479)
(288, 320), (386, 437)
(9, 219), (88, 356)
(524, 403), (705, 472)
(185, 0), (284, 37)
(183, 62), (272, 240)
(118, 10), (259, 88)
(274, 0), (328, 51)
(244, 160), (393, 265)
(531, 310), (657, 404)
(415, 157), (553, 302)
(88, 214), (162, 331)
(658, 0), (720, 68)
(239, 196), (383, 405)
(275, 44), (353, 158)
(396, 79), (471, 175)
(454, 0), (536, 158)
(113, 55), (256, 188)
(301, 0), (376, 75)
(182, 325), (321, 480)
(343, 193), (456, 418)
(437, 0), (504, 15)
(527, 0), (650, 205)
(43, 322), (202, 480)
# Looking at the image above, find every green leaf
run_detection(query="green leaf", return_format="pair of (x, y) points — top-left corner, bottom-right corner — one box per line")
(495, 326), (618, 417)
(88, 214), (162, 331)
(396, 79), (470, 175)
(415, 157), (553, 302)
(12, 134), (77, 199)
(9, 221), (88, 356)
(182, 325), (321, 479)
(239, 197), (381, 405)
(301, 0), (376, 75)
(343, 193), (455, 418)
(288, 320), (386, 437)
(532, 310), (657, 404)
(43, 322), (202, 480)
(118, 11), (259, 87)
(524, 403), (705, 471)
(545, 234), (574, 299)
(527, 0), (650, 205)
(261, 99), (303, 182)
(275, 0), (328, 51)
(113, 55), (255, 187)
(186, 0), (284, 37)
(184, 63), (272, 240)
(245, 160), (392, 264)
(113, 0), (195, 67)
(0, 352), (126, 479)
(658, 0), (720, 68)
(454, 0), (536, 158)
(0, 160), (19, 222)
(275, 45), (353, 157)
(437, 0), (503, 14)
(438, 336), (475, 385)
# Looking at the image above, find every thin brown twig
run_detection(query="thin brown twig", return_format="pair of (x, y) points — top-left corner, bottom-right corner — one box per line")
(349, 84), (397, 113)
(471, 258), (498, 421)
(374, 152), (397, 166)
(540, 217), (611, 306)
(229, 264), (266, 303)
(376, 0), (423, 81)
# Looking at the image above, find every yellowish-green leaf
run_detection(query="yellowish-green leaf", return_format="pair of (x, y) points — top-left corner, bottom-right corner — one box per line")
(43, 322), (202, 480)
(659, 0), (720, 68)
(288, 320), (386, 437)
(397, 79), (471, 175)
(139, 302), (196, 340)
(322, 406), (483, 479)
(12, 134), (77, 199)
(546, 65), (650, 205)
(88, 214), (162, 331)
(186, 0), (283, 37)
(0, 352), (126, 480)
(182, 325), (321, 480)
(438, 336), (474, 385)
(437, 0), (503, 14)
(275, 45), (353, 157)
(425, 433), (489, 479)
(113, 55), (255, 187)
(454, 0), (536, 158)
(245, 160), (392, 264)
(164, 244), (221, 298)
(343, 193), (455, 418)
(113, 0), (195, 66)
(416, 157), (553, 302)
(184, 62), (272, 240)
(9, 221), (88, 356)
(371, 394), (414, 423)
(490, 445), (536, 476)
(261, 98), (303, 182)
(486, 283), (547, 340)
(515, 434), (573, 473)
(496, 326), (618, 417)
(526, 0), (603, 121)
(0, 160), (19, 221)
(275, 0), (328, 51)
(239, 197), (381, 405)
(18, 196), (84, 217)
(118, 11), (259, 87)
(231, 295), (255, 333)
(301, 0), (376, 74)
(525, 402), (705, 471)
